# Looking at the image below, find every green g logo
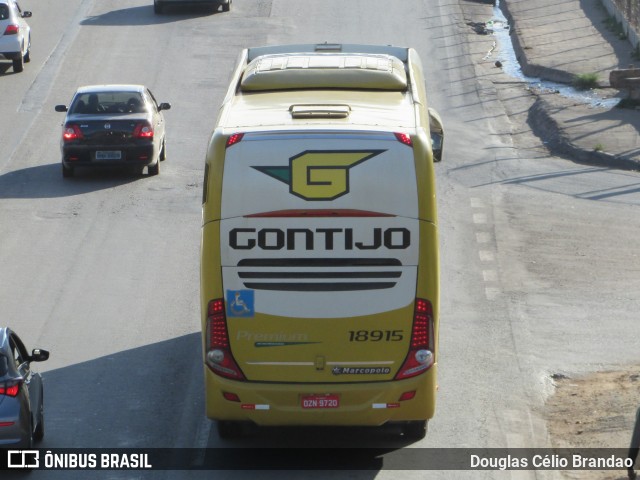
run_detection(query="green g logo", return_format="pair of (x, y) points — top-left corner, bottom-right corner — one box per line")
(254, 150), (384, 200)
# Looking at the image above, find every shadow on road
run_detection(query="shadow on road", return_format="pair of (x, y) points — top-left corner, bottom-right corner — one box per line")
(80, 5), (222, 27)
(0, 61), (15, 76)
(1, 332), (424, 476)
(0, 163), (145, 199)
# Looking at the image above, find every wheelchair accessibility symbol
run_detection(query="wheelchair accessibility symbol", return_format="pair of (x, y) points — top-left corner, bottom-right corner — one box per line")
(226, 290), (255, 317)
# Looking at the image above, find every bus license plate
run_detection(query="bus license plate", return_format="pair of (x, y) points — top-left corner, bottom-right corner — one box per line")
(301, 394), (339, 409)
(95, 151), (122, 160)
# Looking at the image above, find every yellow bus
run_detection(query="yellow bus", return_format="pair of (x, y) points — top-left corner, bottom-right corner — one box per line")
(200, 43), (443, 439)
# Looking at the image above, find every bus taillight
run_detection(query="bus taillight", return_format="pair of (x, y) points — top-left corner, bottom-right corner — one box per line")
(394, 298), (434, 380)
(205, 299), (246, 380)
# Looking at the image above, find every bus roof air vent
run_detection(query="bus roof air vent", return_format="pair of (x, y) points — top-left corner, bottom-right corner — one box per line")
(289, 104), (351, 119)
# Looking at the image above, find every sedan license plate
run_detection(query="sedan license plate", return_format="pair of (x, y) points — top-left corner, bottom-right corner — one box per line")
(301, 394), (339, 409)
(95, 150), (122, 161)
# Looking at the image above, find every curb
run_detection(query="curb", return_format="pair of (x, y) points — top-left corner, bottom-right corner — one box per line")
(528, 96), (640, 171)
(498, 1), (576, 85)
(497, 1), (640, 171)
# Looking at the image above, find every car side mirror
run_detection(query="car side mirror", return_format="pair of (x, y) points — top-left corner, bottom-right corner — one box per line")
(159, 102), (171, 111)
(30, 349), (49, 362)
(22, 11), (32, 18)
(428, 107), (444, 163)
(55, 105), (68, 112)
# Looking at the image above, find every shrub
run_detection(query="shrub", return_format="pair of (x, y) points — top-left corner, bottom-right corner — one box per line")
(572, 73), (599, 90)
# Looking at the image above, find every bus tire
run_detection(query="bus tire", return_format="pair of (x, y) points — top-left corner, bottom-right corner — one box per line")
(217, 420), (243, 439)
(402, 420), (427, 440)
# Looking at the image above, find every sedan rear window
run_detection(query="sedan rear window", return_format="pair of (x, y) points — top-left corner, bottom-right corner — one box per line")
(70, 92), (147, 114)
(0, 5), (9, 19)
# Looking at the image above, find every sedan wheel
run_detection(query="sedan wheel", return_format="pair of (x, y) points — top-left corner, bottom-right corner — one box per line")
(160, 139), (166, 161)
(402, 420), (427, 440)
(222, 1), (231, 12)
(154, 1), (164, 14)
(33, 398), (44, 442)
(148, 160), (160, 176)
(25, 420), (34, 449)
(217, 420), (243, 439)
(13, 54), (23, 73)
(24, 36), (31, 63)
(62, 164), (74, 178)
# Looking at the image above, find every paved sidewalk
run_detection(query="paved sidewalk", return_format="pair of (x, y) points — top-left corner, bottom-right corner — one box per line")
(499, 0), (640, 169)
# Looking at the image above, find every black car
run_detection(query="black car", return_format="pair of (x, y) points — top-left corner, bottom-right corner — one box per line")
(55, 84), (171, 178)
(0, 327), (49, 448)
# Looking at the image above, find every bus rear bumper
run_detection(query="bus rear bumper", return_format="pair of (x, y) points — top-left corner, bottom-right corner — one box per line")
(204, 364), (437, 426)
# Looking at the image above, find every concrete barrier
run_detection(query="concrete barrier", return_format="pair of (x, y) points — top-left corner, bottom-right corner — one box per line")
(610, 68), (640, 99)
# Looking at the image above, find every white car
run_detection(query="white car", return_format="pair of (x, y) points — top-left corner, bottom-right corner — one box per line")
(153, 0), (230, 14)
(0, 0), (31, 73)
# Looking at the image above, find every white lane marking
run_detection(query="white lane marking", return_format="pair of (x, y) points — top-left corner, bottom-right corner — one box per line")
(473, 213), (487, 224)
(476, 232), (491, 244)
(192, 416), (212, 465)
(482, 270), (498, 282)
(479, 250), (495, 262)
(470, 197), (485, 208)
(485, 287), (500, 300)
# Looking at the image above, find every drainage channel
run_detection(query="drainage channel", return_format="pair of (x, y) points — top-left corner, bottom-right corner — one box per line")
(485, 0), (619, 108)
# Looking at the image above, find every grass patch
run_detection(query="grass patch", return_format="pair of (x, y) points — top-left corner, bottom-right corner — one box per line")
(572, 73), (599, 90)
(594, 143), (604, 152)
(603, 12), (627, 39)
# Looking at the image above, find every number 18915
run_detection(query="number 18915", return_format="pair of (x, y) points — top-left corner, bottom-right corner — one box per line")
(348, 330), (403, 342)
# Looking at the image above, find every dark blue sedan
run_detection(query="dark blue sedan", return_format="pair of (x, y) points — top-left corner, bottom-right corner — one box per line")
(0, 327), (48, 448)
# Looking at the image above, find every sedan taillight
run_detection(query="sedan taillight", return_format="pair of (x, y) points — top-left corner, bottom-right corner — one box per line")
(133, 122), (154, 139)
(3, 24), (19, 35)
(0, 379), (22, 397)
(63, 125), (84, 142)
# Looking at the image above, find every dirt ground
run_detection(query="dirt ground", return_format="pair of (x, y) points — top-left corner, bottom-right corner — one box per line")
(544, 368), (640, 479)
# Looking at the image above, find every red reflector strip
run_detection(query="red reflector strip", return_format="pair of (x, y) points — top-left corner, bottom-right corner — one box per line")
(246, 209), (395, 218)
(222, 392), (240, 402)
(241, 404), (270, 410)
(0, 422), (15, 427)
(399, 390), (417, 401)
(372, 403), (400, 409)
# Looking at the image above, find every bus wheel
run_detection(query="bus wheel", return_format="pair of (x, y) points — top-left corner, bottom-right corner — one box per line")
(402, 420), (427, 440)
(217, 420), (243, 439)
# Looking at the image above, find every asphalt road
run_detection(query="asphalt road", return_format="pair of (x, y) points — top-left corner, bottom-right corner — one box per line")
(2, 0), (640, 479)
